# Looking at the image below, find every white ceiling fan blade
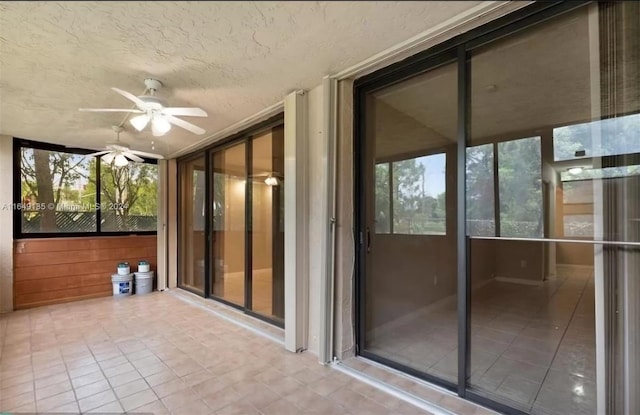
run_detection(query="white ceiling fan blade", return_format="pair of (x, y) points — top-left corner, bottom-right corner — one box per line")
(123, 152), (144, 163)
(112, 87), (148, 109)
(128, 149), (165, 159)
(102, 152), (116, 164)
(165, 115), (206, 135)
(85, 150), (110, 157)
(79, 108), (144, 113)
(161, 107), (208, 117)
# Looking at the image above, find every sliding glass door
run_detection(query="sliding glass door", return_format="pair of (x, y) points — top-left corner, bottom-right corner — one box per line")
(356, 2), (639, 414)
(249, 126), (285, 321)
(211, 142), (246, 306)
(178, 155), (206, 294)
(359, 59), (459, 386)
(178, 120), (285, 326)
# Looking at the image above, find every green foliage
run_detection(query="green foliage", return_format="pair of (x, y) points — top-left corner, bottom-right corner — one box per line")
(376, 155), (446, 235)
(19, 146), (158, 233)
(466, 144), (495, 236)
(98, 161), (158, 230)
(497, 137), (543, 237)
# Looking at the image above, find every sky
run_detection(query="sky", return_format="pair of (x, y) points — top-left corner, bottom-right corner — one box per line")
(417, 153), (446, 197)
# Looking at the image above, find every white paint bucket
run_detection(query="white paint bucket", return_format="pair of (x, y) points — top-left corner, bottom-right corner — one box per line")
(134, 271), (154, 295)
(112, 273), (133, 297)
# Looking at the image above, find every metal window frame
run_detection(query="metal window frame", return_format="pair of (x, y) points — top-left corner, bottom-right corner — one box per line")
(176, 114), (286, 328)
(13, 137), (158, 239)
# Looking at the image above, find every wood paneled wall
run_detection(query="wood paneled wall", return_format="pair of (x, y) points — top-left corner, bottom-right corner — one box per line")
(14, 235), (157, 310)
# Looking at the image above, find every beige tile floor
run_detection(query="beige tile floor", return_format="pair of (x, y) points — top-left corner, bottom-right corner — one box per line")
(366, 266), (596, 415)
(185, 268), (279, 318)
(1, 291), (437, 415)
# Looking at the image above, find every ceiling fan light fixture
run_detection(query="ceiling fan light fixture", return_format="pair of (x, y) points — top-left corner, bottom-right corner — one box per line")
(151, 116), (171, 136)
(130, 114), (150, 131)
(265, 175), (279, 186)
(114, 154), (129, 167)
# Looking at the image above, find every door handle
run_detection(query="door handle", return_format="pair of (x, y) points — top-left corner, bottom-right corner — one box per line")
(366, 227), (371, 253)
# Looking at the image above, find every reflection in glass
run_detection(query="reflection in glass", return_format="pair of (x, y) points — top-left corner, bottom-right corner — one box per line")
(392, 154), (446, 235)
(375, 163), (390, 234)
(468, 240), (596, 414)
(178, 156), (206, 293)
(553, 113), (640, 161)
(250, 127), (285, 321)
(468, 3), (640, 413)
(466, 144), (495, 236)
(497, 137), (542, 238)
(365, 62), (458, 382)
(211, 143), (246, 306)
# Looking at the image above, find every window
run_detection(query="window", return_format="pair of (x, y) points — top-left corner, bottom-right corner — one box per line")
(466, 144), (495, 236)
(100, 161), (158, 232)
(375, 153), (446, 235)
(466, 137), (543, 238)
(20, 147), (96, 233)
(374, 163), (390, 233)
(16, 139), (158, 236)
(561, 180), (593, 237)
(497, 136), (542, 237)
(554, 113), (640, 161)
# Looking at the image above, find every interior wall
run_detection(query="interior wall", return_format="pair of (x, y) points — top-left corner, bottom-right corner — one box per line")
(552, 176), (595, 267)
(0, 135), (13, 313)
(222, 176), (246, 273)
(557, 243), (595, 266)
(494, 240), (545, 282)
(367, 143), (457, 327)
(470, 239), (496, 287)
(252, 183), (273, 270)
(13, 235), (157, 309)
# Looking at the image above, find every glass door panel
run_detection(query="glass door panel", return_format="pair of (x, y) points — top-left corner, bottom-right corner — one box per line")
(178, 156), (206, 294)
(362, 60), (459, 384)
(211, 143), (246, 306)
(250, 126), (285, 322)
(466, 3), (640, 413)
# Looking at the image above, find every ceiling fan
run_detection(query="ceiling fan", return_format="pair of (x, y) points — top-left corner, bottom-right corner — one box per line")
(79, 78), (207, 137)
(250, 171), (283, 186)
(86, 126), (164, 167)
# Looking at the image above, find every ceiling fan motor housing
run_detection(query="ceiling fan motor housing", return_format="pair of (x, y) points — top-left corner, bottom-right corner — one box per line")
(137, 96), (166, 110)
(144, 78), (163, 92)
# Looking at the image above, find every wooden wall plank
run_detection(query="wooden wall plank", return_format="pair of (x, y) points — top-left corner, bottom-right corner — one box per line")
(15, 258), (157, 281)
(14, 235), (156, 253)
(13, 235), (157, 310)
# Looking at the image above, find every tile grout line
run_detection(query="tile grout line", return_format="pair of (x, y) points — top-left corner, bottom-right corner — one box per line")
(529, 274), (590, 412)
(112, 336), (167, 413)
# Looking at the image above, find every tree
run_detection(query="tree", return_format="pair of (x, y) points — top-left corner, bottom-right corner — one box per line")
(20, 148), (86, 232)
(97, 161), (157, 230)
(497, 137), (543, 237)
(466, 144), (495, 236)
(375, 163), (390, 233)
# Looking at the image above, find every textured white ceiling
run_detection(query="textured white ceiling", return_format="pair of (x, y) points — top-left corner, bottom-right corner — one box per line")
(0, 1), (481, 155)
